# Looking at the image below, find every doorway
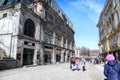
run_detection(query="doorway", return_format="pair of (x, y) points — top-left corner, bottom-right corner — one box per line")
(23, 48), (34, 65)
(44, 52), (51, 63)
(56, 54), (61, 62)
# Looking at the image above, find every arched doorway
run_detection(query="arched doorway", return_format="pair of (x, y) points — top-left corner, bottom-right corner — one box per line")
(23, 48), (34, 65)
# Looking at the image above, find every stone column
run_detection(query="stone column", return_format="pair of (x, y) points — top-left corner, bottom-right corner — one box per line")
(40, 22), (44, 64)
(40, 25), (43, 41)
(40, 44), (44, 64)
(34, 42), (42, 65)
(61, 49), (64, 63)
(70, 41), (72, 50)
(21, 48), (24, 66)
(53, 32), (56, 45)
(66, 39), (68, 48)
(65, 50), (68, 62)
(33, 50), (37, 65)
(61, 36), (63, 47)
(52, 47), (56, 64)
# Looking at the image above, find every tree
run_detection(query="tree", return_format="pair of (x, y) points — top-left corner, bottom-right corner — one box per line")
(80, 47), (90, 56)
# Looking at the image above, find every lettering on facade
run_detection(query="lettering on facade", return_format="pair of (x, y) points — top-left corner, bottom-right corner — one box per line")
(24, 41), (35, 46)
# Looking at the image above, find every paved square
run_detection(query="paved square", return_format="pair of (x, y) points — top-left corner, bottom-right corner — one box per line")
(0, 63), (106, 80)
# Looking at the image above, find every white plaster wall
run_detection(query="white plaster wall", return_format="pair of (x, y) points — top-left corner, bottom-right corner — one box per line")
(0, 34), (12, 57)
(0, 11), (20, 58)
(0, 11), (20, 35)
(35, 19), (40, 41)
(0, 35), (18, 59)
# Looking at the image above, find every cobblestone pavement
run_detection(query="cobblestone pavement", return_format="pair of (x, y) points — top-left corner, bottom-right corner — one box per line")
(0, 63), (106, 80)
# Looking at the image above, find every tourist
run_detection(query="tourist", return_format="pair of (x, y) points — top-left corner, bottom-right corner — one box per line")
(104, 54), (120, 80)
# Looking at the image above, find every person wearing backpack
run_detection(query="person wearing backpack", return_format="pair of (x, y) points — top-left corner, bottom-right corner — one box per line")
(104, 54), (120, 80)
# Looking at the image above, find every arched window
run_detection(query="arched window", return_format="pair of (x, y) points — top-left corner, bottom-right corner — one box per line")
(24, 19), (35, 38)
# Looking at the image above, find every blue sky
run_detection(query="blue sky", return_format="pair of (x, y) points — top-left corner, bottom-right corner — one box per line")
(55, 0), (106, 49)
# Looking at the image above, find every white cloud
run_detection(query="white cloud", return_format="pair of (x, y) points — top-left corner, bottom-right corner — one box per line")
(69, 0), (104, 23)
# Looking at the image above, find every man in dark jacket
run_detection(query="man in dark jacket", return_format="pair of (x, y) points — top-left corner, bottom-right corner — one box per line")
(104, 54), (120, 80)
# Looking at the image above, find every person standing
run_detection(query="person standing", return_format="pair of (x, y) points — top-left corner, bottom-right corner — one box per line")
(104, 54), (120, 80)
(70, 58), (75, 71)
(70, 57), (73, 69)
(82, 59), (86, 71)
(75, 58), (80, 71)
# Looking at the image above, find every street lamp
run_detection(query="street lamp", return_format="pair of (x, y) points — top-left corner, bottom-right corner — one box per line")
(98, 42), (102, 57)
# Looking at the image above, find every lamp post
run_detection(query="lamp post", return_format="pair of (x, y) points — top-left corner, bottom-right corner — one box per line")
(98, 42), (102, 58)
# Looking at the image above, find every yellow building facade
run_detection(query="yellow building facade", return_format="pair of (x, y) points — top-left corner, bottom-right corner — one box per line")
(97, 0), (120, 62)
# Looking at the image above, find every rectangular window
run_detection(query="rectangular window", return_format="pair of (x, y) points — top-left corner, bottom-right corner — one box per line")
(44, 33), (48, 43)
(113, 0), (116, 8)
(117, 11), (120, 23)
(115, 11), (120, 26)
(3, 13), (7, 18)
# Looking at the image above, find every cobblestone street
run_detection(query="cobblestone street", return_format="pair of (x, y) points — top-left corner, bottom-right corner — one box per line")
(0, 63), (106, 80)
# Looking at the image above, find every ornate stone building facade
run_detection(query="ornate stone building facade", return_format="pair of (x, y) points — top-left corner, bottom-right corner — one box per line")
(0, 0), (75, 65)
(97, 0), (120, 62)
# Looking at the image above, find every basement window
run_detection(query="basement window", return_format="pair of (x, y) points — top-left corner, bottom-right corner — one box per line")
(3, 13), (7, 18)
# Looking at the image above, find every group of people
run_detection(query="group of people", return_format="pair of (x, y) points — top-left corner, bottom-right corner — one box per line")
(69, 54), (120, 80)
(70, 57), (86, 71)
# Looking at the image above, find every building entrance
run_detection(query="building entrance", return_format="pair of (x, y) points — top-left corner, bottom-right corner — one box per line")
(56, 54), (61, 62)
(23, 48), (34, 65)
(44, 51), (51, 63)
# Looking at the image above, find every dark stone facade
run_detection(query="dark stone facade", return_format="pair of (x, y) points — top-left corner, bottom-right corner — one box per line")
(0, 59), (21, 70)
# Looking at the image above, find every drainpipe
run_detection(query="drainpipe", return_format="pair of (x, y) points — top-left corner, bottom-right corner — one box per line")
(9, 33), (13, 58)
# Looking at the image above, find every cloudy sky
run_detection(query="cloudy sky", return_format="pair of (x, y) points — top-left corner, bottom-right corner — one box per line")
(55, 0), (106, 49)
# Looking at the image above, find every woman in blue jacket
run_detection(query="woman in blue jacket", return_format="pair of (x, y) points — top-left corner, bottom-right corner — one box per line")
(104, 54), (120, 80)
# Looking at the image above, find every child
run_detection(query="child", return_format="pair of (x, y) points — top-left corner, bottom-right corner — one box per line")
(82, 61), (86, 71)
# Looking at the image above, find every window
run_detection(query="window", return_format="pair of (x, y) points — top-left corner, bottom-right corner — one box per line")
(44, 28), (53, 44)
(44, 33), (49, 43)
(55, 33), (59, 45)
(3, 13), (7, 18)
(115, 11), (120, 26)
(24, 19), (35, 38)
(3, 0), (8, 5)
(45, 12), (53, 22)
(113, 0), (116, 8)
(49, 31), (53, 44)
(47, 0), (52, 6)
(117, 11), (120, 23)
(62, 14), (67, 22)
